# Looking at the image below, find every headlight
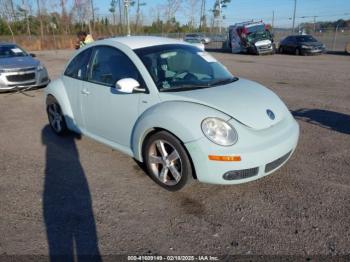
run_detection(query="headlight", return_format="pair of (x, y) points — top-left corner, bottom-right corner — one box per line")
(301, 45), (312, 49)
(201, 117), (238, 146)
(37, 64), (44, 71)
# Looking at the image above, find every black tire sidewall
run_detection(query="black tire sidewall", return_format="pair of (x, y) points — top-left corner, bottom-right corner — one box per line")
(143, 131), (193, 191)
(46, 97), (68, 136)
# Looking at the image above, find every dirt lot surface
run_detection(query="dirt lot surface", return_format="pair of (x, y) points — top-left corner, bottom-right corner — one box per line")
(0, 49), (349, 258)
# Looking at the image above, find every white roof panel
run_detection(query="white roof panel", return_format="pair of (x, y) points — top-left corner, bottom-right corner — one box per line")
(109, 36), (187, 49)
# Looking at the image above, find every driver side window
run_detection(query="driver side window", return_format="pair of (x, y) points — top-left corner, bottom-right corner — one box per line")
(88, 46), (141, 87)
(64, 48), (92, 80)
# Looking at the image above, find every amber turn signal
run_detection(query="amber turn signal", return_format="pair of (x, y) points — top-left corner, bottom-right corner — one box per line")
(208, 155), (241, 161)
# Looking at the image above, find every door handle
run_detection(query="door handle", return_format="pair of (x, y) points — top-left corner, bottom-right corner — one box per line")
(81, 89), (90, 95)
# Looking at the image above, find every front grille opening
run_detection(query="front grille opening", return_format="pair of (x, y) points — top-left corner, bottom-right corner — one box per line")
(4, 67), (36, 73)
(8, 82), (36, 87)
(6, 73), (35, 82)
(265, 151), (292, 173)
(223, 167), (259, 180)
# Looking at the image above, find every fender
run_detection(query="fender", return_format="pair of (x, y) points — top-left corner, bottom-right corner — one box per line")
(44, 79), (79, 133)
(131, 101), (231, 162)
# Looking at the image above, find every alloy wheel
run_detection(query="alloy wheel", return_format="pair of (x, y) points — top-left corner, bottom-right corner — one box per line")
(147, 139), (183, 186)
(47, 103), (64, 133)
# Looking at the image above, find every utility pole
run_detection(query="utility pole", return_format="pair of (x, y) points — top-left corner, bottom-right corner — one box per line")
(332, 24), (340, 51)
(218, 0), (222, 34)
(136, 0), (140, 30)
(272, 10), (275, 31)
(37, 0), (44, 49)
(118, 0), (123, 34)
(90, 0), (95, 26)
(135, 0), (146, 32)
(313, 16), (317, 32)
(292, 0), (297, 33)
(9, 0), (16, 21)
(124, 0), (131, 36)
(199, 0), (206, 30)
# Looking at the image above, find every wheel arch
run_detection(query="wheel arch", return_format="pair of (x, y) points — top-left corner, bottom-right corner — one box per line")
(139, 127), (198, 180)
(44, 79), (77, 131)
(131, 101), (231, 178)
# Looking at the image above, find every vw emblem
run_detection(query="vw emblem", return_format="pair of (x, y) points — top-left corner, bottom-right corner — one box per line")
(266, 109), (275, 120)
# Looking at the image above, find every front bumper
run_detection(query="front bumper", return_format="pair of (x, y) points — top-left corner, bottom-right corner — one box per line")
(255, 44), (274, 54)
(185, 116), (299, 185)
(0, 68), (50, 92)
(301, 47), (325, 54)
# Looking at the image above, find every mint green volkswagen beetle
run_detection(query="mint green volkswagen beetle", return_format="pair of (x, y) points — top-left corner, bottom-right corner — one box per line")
(45, 36), (299, 191)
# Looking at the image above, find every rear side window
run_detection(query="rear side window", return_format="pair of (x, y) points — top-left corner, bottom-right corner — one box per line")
(281, 37), (290, 44)
(64, 48), (93, 80)
(88, 46), (141, 86)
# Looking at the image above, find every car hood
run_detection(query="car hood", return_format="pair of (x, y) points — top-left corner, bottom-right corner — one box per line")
(159, 78), (290, 130)
(300, 41), (323, 47)
(0, 56), (39, 70)
(254, 39), (272, 46)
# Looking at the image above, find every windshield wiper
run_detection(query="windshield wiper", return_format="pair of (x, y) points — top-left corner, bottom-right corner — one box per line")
(160, 84), (211, 92)
(208, 77), (238, 86)
(159, 78), (239, 92)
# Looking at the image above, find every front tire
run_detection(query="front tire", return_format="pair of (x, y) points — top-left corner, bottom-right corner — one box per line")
(46, 97), (68, 135)
(295, 48), (301, 56)
(143, 131), (193, 191)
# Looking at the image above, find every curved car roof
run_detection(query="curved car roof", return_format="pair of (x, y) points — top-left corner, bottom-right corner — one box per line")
(108, 36), (189, 50)
(0, 42), (17, 46)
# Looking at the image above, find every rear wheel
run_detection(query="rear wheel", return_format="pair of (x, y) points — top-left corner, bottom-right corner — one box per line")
(143, 131), (193, 191)
(46, 97), (68, 135)
(295, 48), (301, 56)
(278, 46), (284, 54)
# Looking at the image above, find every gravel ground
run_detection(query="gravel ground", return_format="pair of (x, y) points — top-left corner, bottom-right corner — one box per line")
(0, 49), (349, 259)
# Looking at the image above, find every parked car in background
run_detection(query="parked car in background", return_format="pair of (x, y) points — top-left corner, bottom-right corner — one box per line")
(45, 36), (299, 191)
(184, 33), (211, 44)
(345, 42), (350, 55)
(0, 43), (49, 92)
(224, 21), (275, 55)
(183, 38), (205, 51)
(278, 35), (326, 55)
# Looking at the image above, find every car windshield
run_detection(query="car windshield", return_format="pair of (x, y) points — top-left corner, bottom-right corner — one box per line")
(135, 44), (236, 92)
(0, 45), (28, 58)
(246, 24), (266, 33)
(186, 34), (200, 38)
(296, 35), (317, 42)
(185, 39), (201, 44)
(246, 30), (271, 43)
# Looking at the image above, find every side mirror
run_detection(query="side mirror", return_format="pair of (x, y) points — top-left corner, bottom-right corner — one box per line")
(30, 53), (36, 57)
(115, 78), (145, 93)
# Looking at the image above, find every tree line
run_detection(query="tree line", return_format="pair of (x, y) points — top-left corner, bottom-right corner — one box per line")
(0, 0), (232, 41)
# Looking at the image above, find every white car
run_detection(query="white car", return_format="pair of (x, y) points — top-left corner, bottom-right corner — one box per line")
(44, 36), (299, 191)
(183, 38), (205, 51)
(184, 34), (211, 44)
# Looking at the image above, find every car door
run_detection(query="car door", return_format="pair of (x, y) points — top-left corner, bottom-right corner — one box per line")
(288, 37), (297, 53)
(280, 37), (289, 50)
(80, 45), (147, 149)
(62, 48), (93, 128)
